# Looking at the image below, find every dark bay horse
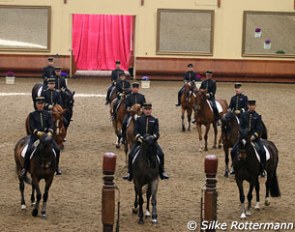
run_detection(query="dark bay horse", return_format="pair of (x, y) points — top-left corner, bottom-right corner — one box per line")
(221, 111), (268, 177)
(60, 89), (75, 131)
(233, 137), (280, 219)
(124, 104), (142, 159)
(14, 135), (56, 218)
(110, 94), (127, 148)
(180, 82), (196, 132)
(194, 89), (228, 151)
(132, 135), (159, 224)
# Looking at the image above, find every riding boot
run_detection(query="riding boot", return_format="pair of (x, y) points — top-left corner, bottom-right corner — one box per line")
(175, 90), (181, 106)
(158, 149), (169, 180)
(21, 151), (31, 177)
(123, 153), (133, 181)
(55, 150), (62, 175)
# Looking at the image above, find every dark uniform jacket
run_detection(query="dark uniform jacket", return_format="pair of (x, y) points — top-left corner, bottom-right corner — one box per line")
(125, 93), (146, 109)
(229, 94), (248, 112)
(41, 89), (62, 110)
(184, 71), (197, 82)
(29, 110), (54, 139)
(111, 69), (125, 82)
(134, 115), (160, 141)
(200, 79), (216, 99)
(42, 65), (55, 84)
(239, 111), (262, 139)
(54, 75), (67, 91)
(116, 80), (131, 96)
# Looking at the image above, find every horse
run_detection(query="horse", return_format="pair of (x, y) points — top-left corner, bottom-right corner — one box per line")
(60, 89), (75, 131)
(110, 94), (127, 148)
(124, 104), (142, 159)
(180, 82), (196, 132)
(233, 136), (280, 219)
(26, 104), (66, 150)
(194, 89), (228, 151)
(132, 134), (159, 224)
(221, 111), (268, 177)
(14, 135), (56, 218)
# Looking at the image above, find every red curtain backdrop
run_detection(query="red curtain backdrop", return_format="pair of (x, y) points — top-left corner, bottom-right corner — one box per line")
(72, 14), (134, 70)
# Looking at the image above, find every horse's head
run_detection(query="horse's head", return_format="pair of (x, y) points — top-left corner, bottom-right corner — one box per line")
(62, 90), (75, 110)
(52, 105), (65, 136)
(221, 111), (236, 134)
(194, 89), (207, 111)
(128, 104), (142, 117)
(37, 134), (54, 155)
(141, 134), (158, 167)
(236, 133), (254, 161)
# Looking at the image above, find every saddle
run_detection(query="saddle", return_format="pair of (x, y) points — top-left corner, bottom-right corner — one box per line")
(206, 100), (223, 113)
(21, 139), (57, 160)
(132, 146), (161, 165)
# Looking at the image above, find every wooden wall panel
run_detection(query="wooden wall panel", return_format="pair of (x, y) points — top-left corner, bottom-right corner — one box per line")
(0, 54), (70, 77)
(135, 57), (295, 82)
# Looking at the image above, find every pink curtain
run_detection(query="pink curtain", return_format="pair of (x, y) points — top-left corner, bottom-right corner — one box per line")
(72, 14), (134, 70)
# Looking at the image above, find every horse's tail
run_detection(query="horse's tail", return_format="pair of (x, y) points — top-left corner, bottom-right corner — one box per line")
(270, 167), (280, 197)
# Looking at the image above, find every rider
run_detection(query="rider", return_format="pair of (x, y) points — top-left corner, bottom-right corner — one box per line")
(41, 78), (62, 110)
(231, 100), (266, 176)
(111, 72), (131, 120)
(199, 70), (219, 124)
(105, 60), (125, 105)
(42, 56), (55, 87)
(53, 66), (68, 93)
(21, 96), (61, 178)
(121, 82), (146, 144)
(175, 63), (197, 107)
(228, 83), (248, 117)
(123, 103), (169, 181)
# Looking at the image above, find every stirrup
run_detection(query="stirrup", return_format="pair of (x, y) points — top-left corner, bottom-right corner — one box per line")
(160, 172), (169, 180)
(122, 173), (133, 181)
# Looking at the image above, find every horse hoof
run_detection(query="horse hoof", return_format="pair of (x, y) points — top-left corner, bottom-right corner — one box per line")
(182, 128), (185, 132)
(31, 202), (36, 207)
(115, 144), (120, 149)
(240, 213), (246, 219)
(132, 208), (138, 214)
(212, 145), (217, 149)
(21, 204), (26, 210)
(204, 148), (208, 151)
(152, 219), (158, 224)
(246, 210), (251, 216)
(145, 210), (151, 218)
(41, 213), (47, 219)
(218, 144), (223, 149)
(255, 202), (260, 210)
(265, 200), (270, 206)
(32, 209), (38, 217)
(224, 172), (229, 178)
(138, 219), (144, 224)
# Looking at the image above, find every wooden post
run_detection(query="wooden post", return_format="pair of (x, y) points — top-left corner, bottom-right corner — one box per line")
(102, 153), (117, 232)
(217, 0), (221, 8)
(204, 155), (218, 232)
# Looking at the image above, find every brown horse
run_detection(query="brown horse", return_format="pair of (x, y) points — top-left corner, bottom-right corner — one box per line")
(194, 89), (228, 151)
(26, 105), (66, 149)
(14, 135), (56, 218)
(124, 104), (142, 159)
(110, 94), (127, 148)
(180, 82), (196, 132)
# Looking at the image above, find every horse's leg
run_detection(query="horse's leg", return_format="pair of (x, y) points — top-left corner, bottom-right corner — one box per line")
(265, 173), (271, 206)
(187, 108), (192, 131)
(32, 177), (41, 217)
(145, 184), (151, 218)
(132, 185), (138, 214)
(31, 185), (36, 206)
(181, 108), (185, 132)
(196, 123), (203, 151)
(41, 177), (53, 219)
(116, 122), (122, 148)
(254, 177), (260, 210)
(151, 179), (159, 224)
(212, 122), (217, 149)
(19, 177), (26, 210)
(224, 146), (229, 177)
(236, 179), (246, 219)
(204, 124), (211, 151)
(246, 181), (255, 216)
(137, 186), (144, 224)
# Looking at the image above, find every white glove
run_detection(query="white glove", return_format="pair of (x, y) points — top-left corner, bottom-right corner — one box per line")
(137, 136), (144, 143)
(250, 135), (256, 141)
(234, 110), (241, 114)
(119, 93), (124, 97)
(48, 105), (53, 110)
(206, 93), (210, 98)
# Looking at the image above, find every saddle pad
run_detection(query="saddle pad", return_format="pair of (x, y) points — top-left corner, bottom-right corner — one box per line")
(206, 100), (223, 113)
(132, 147), (161, 165)
(216, 101), (223, 113)
(253, 144), (270, 162)
(37, 86), (43, 97)
(21, 144), (37, 160)
(235, 114), (240, 124)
